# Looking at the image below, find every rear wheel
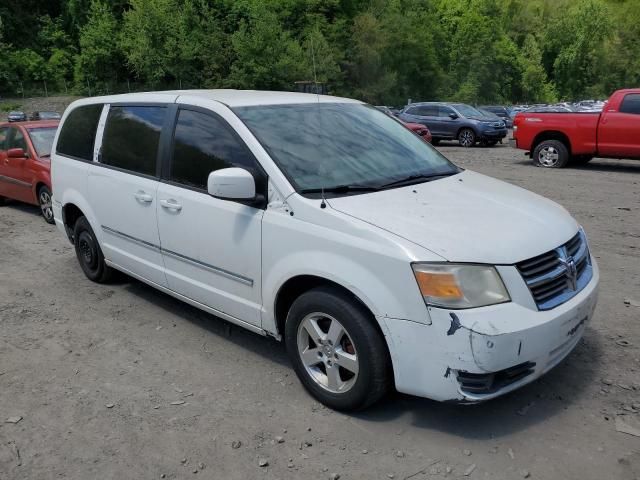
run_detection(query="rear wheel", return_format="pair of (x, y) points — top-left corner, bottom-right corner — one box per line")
(73, 216), (114, 283)
(533, 140), (569, 168)
(0, 196), (5, 206)
(38, 186), (55, 224)
(284, 286), (391, 411)
(431, 138), (440, 146)
(458, 128), (476, 148)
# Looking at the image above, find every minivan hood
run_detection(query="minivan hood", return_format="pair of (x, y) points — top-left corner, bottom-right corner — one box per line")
(327, 170), (578, 264)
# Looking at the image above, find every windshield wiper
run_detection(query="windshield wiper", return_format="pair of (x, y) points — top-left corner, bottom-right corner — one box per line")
(378, 172), (457, 189)
(300, 184), (380, 194)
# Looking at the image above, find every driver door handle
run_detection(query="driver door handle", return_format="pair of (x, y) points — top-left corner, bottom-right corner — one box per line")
(160, 199), (182, 212)
(134, 191), (153, 203)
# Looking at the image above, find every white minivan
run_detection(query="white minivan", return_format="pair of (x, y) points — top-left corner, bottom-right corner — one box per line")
(51, 90), (599, 410)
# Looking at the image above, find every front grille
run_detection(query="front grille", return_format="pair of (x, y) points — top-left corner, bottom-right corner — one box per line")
(457, 362), (536, 394)
(516, 230), (593, 310)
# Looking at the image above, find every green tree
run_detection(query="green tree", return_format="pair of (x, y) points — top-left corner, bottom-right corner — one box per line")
(226, 6), (307, 90)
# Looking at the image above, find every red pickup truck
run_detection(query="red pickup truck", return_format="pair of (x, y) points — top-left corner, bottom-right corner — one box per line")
(512, 88), (640, 168)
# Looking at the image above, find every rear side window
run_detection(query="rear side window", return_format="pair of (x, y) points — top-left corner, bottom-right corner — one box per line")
(56, 104), (103, 160)
(620, 94), (640, 115)
(101, 106), (165, 176)
(169, 109), (258, 190)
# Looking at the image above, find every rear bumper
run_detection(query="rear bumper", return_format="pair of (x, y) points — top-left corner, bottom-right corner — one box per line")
(380, 259), (599, 402)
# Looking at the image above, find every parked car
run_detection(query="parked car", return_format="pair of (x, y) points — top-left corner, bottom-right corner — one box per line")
(376, 105), (432, 143)
(478, 105), (513, 128)
(7, 111), (27, 122)
(30, 111), (62, 121)
(398, 102), (507, 147)
(52, 91), (599, 410)
(512, 88), (640, 168)
(0, 120), (58, 222)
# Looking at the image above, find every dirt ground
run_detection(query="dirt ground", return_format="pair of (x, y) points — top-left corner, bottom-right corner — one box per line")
(1, 140), (639, 480)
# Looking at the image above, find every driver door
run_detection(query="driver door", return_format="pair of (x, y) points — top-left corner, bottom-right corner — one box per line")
(156, 104), (265, 327)
(2, 127), (33, 203)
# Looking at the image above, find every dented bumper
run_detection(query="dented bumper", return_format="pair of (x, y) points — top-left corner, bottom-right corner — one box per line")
(379, 260), (599, 402)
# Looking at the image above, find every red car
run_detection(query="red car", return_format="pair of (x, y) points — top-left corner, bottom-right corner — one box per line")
(403, 121), (433, 143)
(512, 88), (640, 168)
(0, 120), (59, 223)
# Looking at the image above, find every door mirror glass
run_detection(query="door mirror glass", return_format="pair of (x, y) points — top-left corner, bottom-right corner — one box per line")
(7, 148), (28, 159)
(207, 168), (256, 200)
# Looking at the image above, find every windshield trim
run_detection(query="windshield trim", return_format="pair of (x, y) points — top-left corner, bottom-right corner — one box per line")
(233, 102), (460, 199)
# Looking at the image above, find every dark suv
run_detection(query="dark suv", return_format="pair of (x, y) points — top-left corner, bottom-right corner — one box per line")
(478, 105), (513, 128)
(398, 102), (507, 147)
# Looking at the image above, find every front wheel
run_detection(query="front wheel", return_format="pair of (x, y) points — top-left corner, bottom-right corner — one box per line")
(284, 287), (391, 411)
(73, 216), (114, 283)
(458, 128), (476, 148)
(38, 186), (55, 224)
(533, 140), (569, 168)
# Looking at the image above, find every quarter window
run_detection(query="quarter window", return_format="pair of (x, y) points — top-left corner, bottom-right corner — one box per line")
(56, 104), (103, 161)
(101, 106), (166, 176)
(169, 109), (258, 190)
(620, 94), (640, 115)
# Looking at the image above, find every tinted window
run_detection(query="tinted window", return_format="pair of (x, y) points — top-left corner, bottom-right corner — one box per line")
(620, 94), (640, 114)
(56, 104), (103, 160)
(0, 127), (7, 150)
(416, 105), (438, 116)
(438, 106), (455, 117)
(28, 127), (57, 157)
(101, 106), (165, 176)
(234, 103), (458, 194)
(170, 109), (258, 189)
(9, 128), (27, 150)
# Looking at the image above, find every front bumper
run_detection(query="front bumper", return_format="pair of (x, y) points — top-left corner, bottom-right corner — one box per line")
(480, 128), (508, 140)
(379, 258), (599, 402)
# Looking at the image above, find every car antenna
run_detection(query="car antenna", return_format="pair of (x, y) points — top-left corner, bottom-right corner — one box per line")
(311, 32), (327, 210)
(311, 32), (327, 208)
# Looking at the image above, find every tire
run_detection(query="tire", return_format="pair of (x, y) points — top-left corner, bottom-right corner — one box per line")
(0, 196), (5, 206)
(37, 185), (55, 224)
(284, 286), (391, 411)
(533, 140), (569, 168)
(73, 216), (114, 283)
(458, 128), (476, 148)
(431, 139), (440, 146)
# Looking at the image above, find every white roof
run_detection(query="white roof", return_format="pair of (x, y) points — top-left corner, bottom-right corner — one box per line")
(72, 89), (363, 108)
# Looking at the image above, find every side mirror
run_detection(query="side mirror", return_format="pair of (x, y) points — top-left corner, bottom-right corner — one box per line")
(7, 148), (28, 159)
(449, 113), (459, 120)
(207, 167), (256, 200)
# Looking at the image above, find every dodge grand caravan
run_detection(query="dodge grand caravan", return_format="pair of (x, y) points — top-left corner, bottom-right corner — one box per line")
(51, 90), (599, 411)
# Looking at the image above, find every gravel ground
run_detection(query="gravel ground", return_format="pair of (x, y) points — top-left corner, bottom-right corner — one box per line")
(1, 141), (639, 480)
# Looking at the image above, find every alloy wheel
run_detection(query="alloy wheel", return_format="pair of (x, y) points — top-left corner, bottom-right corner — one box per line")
(538, 146), (559, 167)
(39, 190), (53, 222)
(296, 312), (359, 394)
(459, 130), (475, 147)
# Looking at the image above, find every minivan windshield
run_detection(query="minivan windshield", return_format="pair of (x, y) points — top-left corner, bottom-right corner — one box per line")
(234, 103), (459, 195)
(27, 127), (57, 157)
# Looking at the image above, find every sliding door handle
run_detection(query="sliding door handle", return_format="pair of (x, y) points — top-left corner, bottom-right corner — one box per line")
(160, 199), (182, 212)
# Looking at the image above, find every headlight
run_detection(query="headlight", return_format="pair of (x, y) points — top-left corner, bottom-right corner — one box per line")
(412, 263), (510, 309)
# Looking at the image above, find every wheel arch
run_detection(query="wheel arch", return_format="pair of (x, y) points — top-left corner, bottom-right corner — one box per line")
(274, 275), (381, 340)
(531, 131), (572, 157)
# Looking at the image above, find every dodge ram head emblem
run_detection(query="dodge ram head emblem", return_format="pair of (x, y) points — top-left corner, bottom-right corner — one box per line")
(561, 256), (578, 291)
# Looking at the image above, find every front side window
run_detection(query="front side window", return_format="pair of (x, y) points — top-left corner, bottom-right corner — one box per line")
(56, 104), (103, 161)
(0, 127), (7, 150)
(101, 106), (165, 176)
(27, 127), (57, 157)
(170, 109), (258, 190)
(9, 128), (27, 151)
(620, 94), (640, 115)
(234, 103), (458, 195)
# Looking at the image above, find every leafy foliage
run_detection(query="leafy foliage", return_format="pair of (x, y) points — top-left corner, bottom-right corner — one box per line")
(0, 0), (638, 103)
